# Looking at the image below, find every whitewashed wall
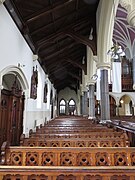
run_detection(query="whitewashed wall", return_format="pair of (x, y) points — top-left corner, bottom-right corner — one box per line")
(58, 87), (80, 115)
(0, 4), (56, 136)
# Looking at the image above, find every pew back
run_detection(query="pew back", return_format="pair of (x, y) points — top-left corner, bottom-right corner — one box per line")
(1, 143), (135, 166)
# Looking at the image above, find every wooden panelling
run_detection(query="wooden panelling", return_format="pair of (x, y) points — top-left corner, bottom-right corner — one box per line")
(1, 145), (135, 166)
(0, 166), (135, 180)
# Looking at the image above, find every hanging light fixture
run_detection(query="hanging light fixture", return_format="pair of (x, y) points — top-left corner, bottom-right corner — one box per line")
(107, 44), (125, 61)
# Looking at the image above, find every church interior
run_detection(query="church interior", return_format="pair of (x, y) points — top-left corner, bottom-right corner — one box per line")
(1, 0), (135, 179)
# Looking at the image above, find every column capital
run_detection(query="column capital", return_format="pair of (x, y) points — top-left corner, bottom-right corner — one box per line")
(93, 56), (98, 62)
(120, 0), (135, 27)
(0, 85), (4, 90)
(86, 81), (95, 86)
(33, 54), (38, 61)
(119, 0), (131, 13)
(96, 63), (111, 70)
(83, 87), (88, 92)
(80, 84), (87, 94)
(0, 0), (5, 3)
(127, 9), (135, 27)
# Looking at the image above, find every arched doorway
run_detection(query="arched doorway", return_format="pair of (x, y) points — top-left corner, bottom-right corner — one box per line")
(1, 74), (25, 146)
(119, 95), (133, 116)
(68, 99), (76, 115)
(0, 66), (28, 146)
(59, 99), (66, 115)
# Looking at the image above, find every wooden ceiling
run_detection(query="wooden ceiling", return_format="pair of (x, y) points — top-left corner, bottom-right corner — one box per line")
(4, 0), (99, 92)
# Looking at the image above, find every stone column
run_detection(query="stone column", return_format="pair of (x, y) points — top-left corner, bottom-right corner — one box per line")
(84, 90), (88, 116)
(100, 69), (110, 123)
(81, 92), (84, 115)
(80, 94), (83, 115)
(132, 57), (135, 89)
(116, 104), (119, 116)
(82, 91), (88, 116)
(0, 0), (5, 3)
(88, 84), (96, 119)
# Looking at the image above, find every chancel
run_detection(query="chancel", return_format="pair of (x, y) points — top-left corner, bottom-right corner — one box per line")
(1, 0), (135, 179)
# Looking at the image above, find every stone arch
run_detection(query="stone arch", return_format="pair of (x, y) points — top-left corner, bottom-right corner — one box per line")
(0, 65), (29, 91)
(97, 0), (119, 67)
(0, 65), (28, 145)
(119, 93), (134, 104)
(119, 94), (133, 116)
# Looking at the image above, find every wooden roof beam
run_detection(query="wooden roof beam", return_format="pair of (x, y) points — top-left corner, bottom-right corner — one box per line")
(53, 78), (77, 87)
(40, 41), (77, 60)
(48, 63), (72, 76)
(64, 30), (97, 55)
(42, 54), (83, 70)
(47, 61), (69, 73)
(26, 0), (76, 23)
(36, 16), (91, 47)
(68, 71), (81, 81)
(31, 13), (90, 37)
(65, 57), (86, 73)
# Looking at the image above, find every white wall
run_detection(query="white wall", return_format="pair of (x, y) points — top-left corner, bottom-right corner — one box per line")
(0, 4), (56, 136)
(58, 87), (79, 115)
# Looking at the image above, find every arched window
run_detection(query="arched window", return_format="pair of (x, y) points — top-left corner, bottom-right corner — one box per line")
(68, 99), (76, 115)
(59, 99), (66, 115)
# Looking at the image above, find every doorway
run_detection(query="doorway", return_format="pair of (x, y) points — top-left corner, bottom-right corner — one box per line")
(0, 74), (25, 146)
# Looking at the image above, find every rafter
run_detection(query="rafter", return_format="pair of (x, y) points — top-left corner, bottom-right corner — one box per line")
(18, 1), (44, 11)
(26, 0), (76, 23)
(48, 63), (73, 76)
(40, 42), (83, 61)
(40, 41), (78, 60)
(6, 0), (99, 92)
(36, 16), (91, 47)
(45, 55), (85, 73)
(31, 14), (90, 39)
(47, 61), (70, 73)
(52, 77), (77, 87)
(55, 81), (77, 92)
(64, 30), (97, 55)
(41, 46), (85, 68)
(65, 57), (86, 73)
(68, 71), (81, 81)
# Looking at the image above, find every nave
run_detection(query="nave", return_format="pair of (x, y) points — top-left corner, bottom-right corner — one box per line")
(0, 116), (135, 180)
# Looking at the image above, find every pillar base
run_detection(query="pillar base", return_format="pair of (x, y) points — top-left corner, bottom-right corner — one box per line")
(100, 119), (111, 124)
(83, 115), (88, 117)
(88, 116), (96, 120)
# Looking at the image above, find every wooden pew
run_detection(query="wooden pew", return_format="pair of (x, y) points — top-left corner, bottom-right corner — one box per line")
(35, 127), (114, 134)
(20, 137), (129, 147)
(30, 125), (115, 137)
(0, 166), (135, 180)
(20, 131), (130, 147)
(27, 131), (128, 140)
(1, 142), (135, 166)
